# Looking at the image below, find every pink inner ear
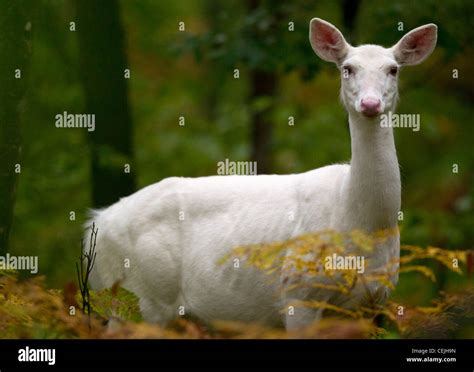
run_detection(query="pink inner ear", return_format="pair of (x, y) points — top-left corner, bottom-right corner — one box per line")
(318, 25), (338, 46)
(310, 20), (347, 62)
(404, 29), (432, 50)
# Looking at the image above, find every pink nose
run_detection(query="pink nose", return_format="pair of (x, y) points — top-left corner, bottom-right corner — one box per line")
(360, 98), (381, 117)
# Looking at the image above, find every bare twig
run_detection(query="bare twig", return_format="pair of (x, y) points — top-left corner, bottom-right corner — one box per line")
(76, 223), (98, 317)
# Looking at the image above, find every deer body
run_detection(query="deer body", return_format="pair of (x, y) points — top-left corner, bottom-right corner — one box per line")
(87, 18), (437, 330)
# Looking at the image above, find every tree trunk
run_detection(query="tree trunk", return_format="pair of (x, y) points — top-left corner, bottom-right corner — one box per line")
(203, 0), (223, 123)
(342, 0), (361, 44)
(247, 0), (277, 174)
(249, 70), (276, 174)
(76, 0), (135, 208)
(0, 0), (31, 254)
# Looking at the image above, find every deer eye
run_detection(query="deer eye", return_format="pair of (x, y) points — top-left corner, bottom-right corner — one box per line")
(342, 65), (353, 77)
(389, 66), (398, 76)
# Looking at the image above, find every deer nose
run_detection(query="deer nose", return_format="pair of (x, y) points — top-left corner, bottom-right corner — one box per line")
(360, 97), (381, 117)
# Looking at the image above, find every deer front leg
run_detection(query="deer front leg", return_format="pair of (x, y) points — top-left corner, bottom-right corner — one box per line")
(280, 256), (325, 332)
(282, 301), (323, 332)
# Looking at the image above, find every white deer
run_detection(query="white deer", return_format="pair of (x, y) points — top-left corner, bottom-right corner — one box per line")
(86, 18), (437, 331)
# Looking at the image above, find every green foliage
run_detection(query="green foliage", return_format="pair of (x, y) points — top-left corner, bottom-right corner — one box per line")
(89, 286), (143, 323)
(175, 2), (321, 79)
(221, 229), (474, 338)
(1, 227), (472, 339)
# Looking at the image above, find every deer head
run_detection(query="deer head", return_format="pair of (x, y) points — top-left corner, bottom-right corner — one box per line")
(309, 18), (437, 118)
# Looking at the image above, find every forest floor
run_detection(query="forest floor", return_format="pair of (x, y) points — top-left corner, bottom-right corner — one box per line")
(1, 269), (473, 339)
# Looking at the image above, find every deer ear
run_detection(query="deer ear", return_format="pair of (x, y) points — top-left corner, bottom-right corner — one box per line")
(309, 18), (350, 64)
(392, 24), (437, 65)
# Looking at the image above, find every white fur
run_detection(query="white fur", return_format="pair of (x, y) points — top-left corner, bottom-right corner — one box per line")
(86, 18), (437, 330)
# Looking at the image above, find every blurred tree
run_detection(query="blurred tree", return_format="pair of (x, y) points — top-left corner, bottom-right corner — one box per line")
(247, 0), (279, 173)
(76, 0), (135, 207)
(0, 0), (32, 254)
(249, 68), (276, 173)
(177, 1), (321, 173)
(342, 0), (361, 44)
(203, 0), (223, 122)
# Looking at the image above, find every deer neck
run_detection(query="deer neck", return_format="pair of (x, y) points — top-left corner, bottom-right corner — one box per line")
(342, 112), (401, 232)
